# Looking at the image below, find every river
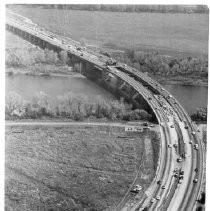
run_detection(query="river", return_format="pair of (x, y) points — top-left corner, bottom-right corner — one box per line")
(6, 74), (208, 115)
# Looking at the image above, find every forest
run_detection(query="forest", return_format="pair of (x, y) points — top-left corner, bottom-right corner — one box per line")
(5, 91), (152, 121)
(112, 50), (208, 85)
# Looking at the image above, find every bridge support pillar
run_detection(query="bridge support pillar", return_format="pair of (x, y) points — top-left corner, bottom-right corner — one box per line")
(132, 92), (139, 99)
(119, 81), (126, 90)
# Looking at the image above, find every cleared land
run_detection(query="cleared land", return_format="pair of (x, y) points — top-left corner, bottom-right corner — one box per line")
(5, 125), (160, 210)
(8, 7), (208, 56)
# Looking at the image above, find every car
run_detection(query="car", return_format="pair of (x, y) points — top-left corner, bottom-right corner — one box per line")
(168, 144), (172, 148)
(173, 169), (178, 173)
(130, 185), (142, 193)
(182, 153), (186, 158)
(76, 47), (82, 51)
(170, 125), (174, 128)
(157, 180), (162, 185)
(162, 185), (166, 189)
(113, 70), (119, 74)
(150, 198), (155, 203)
(177, 157), (182, 162)
(80, 53), (84, 56)
(180, 170), (184, 175)
(156, 196), (160, 200)
(193, 179), (198, 183)
(174, 173), (178, 178)
(184, 125), (189, 129)
(189, 140), (193, 144)
(179, 175), (184, 180)
(194, 144), (199, 150)
(197, 129), (201, 132)
(143, 122), (149, 126)
(194, 168), (198, 172)
(191, 131), (196, 135)
(173, 144), (178, 148)
(150, 125), (155, 127)
(148, 97), (152, 100)
(178, 180), (182, 184)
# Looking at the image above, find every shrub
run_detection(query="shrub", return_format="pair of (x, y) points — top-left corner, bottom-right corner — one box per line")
(44, 49), (58, 64)
(5, 92), (26, 117)
(191, 107), (207, 122)
(5, 91), (153, 121)
(59, 50), (69, 65)
(73, 63), (81, 72)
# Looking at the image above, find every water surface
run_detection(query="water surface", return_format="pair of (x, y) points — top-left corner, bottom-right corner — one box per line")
(5, 74), (116, 102)
(6, 74), (208, 114)
(163, 84), (208, 114)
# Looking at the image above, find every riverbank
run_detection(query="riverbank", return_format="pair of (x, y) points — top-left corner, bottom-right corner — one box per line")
(157, 78), (208, 87)
(5, 64), (78, 77)
(5, 91), (153, 122)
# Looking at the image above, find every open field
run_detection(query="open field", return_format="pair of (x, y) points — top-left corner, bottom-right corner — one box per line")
(5, 125), (159, 210)
(8, 7), (208, 56)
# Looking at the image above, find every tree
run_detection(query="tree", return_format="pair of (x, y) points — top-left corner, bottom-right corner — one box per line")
(5, 92), (25, 117)
(59, 50), (69, 65)
(44, 49), (58, 64)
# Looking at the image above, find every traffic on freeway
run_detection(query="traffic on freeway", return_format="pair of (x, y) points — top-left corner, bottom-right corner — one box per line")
(6, 14), (205, 211)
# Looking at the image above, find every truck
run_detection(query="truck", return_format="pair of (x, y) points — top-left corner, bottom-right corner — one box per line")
(106, 58), (117, 66)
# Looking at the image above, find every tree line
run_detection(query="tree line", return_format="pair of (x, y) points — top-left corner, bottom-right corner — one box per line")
(6, 48), (68, 67)
(7, 4), (209, 14)
(191, 107), (207, 122)
(5, 91), (152, 121)
(112, 50), (208, 84)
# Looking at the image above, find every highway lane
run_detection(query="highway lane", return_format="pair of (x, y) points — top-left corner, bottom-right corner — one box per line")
(6, 16), (204, 211)
(167, 122), (195, 211)
(150, 123), (178, 210)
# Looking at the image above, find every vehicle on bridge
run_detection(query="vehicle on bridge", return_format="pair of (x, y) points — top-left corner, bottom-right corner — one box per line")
(106, 58), (117, 66)
(194, 144), (199, 150)
(177, 157), (182, 162)
(193, 179), (198, 183)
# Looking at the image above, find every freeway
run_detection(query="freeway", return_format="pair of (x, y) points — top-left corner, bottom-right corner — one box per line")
(6, 13), (204, 211)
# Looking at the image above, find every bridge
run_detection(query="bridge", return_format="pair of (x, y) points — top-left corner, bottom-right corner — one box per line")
(6, 13), (205, 211)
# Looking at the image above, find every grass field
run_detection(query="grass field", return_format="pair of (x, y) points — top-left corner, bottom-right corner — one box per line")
(8, 6), (208, 56)
(5, 125), (159, 210)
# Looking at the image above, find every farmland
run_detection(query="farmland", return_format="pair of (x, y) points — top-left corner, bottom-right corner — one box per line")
(5, 125), (160, 210)
(8, 6), (208, 56)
